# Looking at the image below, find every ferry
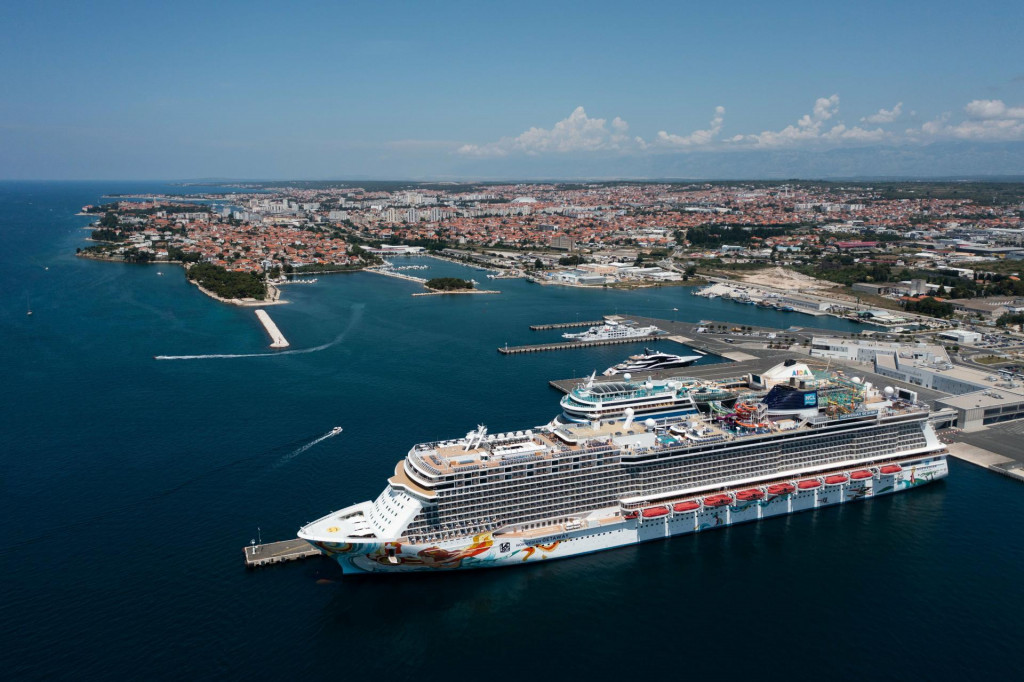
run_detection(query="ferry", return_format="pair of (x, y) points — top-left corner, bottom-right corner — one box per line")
(562, 320), (661, 342)
(299, 361), (948, 574)
(603, 348), (703, 376)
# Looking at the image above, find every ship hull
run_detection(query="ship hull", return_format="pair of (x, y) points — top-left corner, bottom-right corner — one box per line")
(313, 455), (947, 575)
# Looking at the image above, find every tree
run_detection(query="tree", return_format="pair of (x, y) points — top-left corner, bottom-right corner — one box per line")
(425, 277), (474, 291)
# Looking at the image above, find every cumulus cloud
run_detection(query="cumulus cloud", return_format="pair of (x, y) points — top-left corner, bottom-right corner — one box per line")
(964, 99), (1024, 119)
(655, 106), (725, 148)
(862, 102), (903, 124)
(737, 95), (843, 147)
(908, 101), (1024, 142)
(455, 95), (1024, 158)
(457, 106), (638, 157)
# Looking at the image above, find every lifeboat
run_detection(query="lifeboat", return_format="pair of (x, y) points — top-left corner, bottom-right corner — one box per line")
(624, 511), (639, 520)
(824, 474), (848, 485)
(673, 501), (701, 512)
(642, 506), (669, 518)
(767, 483), (796, 495)
(880, 464), (902, 475)
(850, 470), (873, 480)
(703, 494), (733, 507)
(797, 479), (821, 490)
(735, 489), (764, 501)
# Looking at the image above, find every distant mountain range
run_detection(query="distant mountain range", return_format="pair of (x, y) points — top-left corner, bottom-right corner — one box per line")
(442, 141), (1024, 182)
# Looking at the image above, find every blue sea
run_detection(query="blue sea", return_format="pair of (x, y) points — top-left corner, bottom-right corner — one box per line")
(1, 182), (1021, 680)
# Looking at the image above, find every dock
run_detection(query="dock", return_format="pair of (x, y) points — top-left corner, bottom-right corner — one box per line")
(499, 336), (664, 354)
(254, 309), (289, 348)
(243, 538), (322, 568)
(529, 320), (605, 331)
(365, 268), (428, 284)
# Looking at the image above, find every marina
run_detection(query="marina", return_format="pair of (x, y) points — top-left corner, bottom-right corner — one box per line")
(254, 309), (289, 349)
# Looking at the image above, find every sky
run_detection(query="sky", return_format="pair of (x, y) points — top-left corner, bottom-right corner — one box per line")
(1, 0), (1023, 180)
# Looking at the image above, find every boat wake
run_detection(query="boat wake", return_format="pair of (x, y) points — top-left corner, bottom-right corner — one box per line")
(272, 427), (343, 469)
(154, 303), (364, 360)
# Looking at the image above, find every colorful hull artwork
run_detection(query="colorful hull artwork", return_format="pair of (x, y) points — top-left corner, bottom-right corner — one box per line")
(313, 456), (947, 574)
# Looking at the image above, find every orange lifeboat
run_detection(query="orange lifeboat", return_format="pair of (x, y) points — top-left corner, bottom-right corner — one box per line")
(624, 511), (639, 520)
(673, 501), (701, 512)
(642, 506), (669, 518)
(850, 470), (873, 480)
(735, 489), (764, 501)
(880, 464), (902, 475)
(797, 479), (821, 490)
(703, 494), (733, 507)
(824, 474), (848, 485)
(767, 483), (796, 495)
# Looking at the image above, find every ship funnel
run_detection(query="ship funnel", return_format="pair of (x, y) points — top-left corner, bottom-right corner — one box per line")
(623, 407), (635, 430)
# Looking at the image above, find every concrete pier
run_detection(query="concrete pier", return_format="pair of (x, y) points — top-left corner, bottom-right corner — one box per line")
(529, 320), (605, 331)
(498, 336), (663, 355)
(254, 309), (289, 349)
(947, 442), (1024, 483)
(244, 538), (322, 568)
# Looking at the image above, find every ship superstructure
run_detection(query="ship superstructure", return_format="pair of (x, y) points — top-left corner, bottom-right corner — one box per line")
(299, 362), (948, 574)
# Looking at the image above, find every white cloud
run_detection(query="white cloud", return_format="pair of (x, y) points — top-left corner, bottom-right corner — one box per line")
(457, 106), (637, 157)
(737, 95), (842, 148)
(456, 95), (1024, 159)
(964, 99), (1024, 119)
(655, 106), (725, 148)
(908, 101), (1024, 142)
(862, 102), (903, 124)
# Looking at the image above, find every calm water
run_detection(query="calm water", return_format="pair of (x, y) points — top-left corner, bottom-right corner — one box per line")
(1, 182), (1021, 680)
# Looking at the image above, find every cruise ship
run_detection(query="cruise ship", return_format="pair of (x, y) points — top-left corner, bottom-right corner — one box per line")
(562, 321), (661, 341)
(603, 348), (703, 375)
(558, 374), (703, 423)
(299, 361), (948, 574)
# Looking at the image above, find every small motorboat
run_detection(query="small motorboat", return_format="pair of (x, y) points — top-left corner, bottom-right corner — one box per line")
(330, 426), (344, 436)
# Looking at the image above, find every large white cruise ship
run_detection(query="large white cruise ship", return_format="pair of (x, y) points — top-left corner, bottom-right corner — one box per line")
(299, 361), (948, 574)
(562, 320), (661, 341)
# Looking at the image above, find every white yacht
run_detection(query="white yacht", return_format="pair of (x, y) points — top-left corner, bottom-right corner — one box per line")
(603, 348), (703, 376)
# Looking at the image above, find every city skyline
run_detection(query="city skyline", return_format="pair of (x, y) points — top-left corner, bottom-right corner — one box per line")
(2, 0), (1023, 179)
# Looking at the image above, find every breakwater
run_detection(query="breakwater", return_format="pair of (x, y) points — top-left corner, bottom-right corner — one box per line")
(254, 309), (289, 348)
